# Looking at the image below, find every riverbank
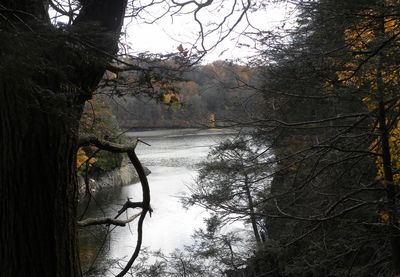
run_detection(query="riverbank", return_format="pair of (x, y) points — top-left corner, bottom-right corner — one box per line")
(78, 128), (237, 276)
(78, 155), (151, 198)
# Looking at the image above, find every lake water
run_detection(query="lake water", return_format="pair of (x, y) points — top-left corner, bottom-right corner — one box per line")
(79, 128), (238, 276)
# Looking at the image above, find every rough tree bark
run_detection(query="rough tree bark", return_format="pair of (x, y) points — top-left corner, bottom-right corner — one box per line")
(0, 0), (127, 276)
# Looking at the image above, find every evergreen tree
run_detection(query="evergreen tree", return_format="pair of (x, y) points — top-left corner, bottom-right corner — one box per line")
(251, 0), (400, 275)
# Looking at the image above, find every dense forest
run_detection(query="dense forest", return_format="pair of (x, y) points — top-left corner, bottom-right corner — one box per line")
(1, 0), (400, 277)
(108, 61), (263, 128)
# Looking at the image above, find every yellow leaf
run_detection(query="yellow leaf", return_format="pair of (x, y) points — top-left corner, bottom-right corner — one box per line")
(76, 147), (96, 168)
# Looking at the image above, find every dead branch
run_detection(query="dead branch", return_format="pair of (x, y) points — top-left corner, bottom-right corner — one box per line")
(273, 199), (370, 222)
(116, 150), (151, 277)
(114, 199), (153, 220)
(77, 213), (140, 227)
(78, 199), (146, 227)
(78, 134), (138, 152)
(77, 134), (151, 276)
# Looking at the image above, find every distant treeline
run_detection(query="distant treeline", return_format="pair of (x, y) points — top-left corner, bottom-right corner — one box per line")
(110, 61), (264, 128)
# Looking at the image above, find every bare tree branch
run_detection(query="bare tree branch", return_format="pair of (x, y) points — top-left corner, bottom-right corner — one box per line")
(78, 134), (138, 152)
(77, 134), (151, 276)
(77, 213), (140, 227)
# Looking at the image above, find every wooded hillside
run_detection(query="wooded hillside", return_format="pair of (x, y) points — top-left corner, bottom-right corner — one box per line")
(109, 61), (264, 128)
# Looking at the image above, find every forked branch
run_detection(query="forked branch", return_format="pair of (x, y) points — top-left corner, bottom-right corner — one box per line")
(77, 134), (151, 277)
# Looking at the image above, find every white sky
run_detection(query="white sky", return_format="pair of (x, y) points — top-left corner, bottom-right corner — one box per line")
(50, 1), (296, 63)
(122, 2), (296, 63)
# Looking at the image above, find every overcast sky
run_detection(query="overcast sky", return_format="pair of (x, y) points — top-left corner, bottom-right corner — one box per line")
(50, 1), (296, 63)
(122, 1), (296, 63)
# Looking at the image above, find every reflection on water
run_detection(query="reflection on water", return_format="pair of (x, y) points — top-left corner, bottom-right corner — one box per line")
(79, 128), (236, 276)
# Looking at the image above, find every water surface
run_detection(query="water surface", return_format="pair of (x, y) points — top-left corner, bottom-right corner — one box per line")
(79, 128), (237, 275)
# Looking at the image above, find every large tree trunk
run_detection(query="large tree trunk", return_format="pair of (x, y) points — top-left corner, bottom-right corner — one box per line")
(0, 82), (84, 276)
(0, 0), (127, 275)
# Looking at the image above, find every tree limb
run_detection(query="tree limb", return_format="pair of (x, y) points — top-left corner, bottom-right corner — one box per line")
(116, 149), (151, 277)
(77, 213), (140, 227)
(78, 134), (138, 152)
(77, 134), (151, 276)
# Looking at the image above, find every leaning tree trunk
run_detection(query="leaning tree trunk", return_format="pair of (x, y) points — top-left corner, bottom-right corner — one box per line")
(0, 0), (127, 275)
